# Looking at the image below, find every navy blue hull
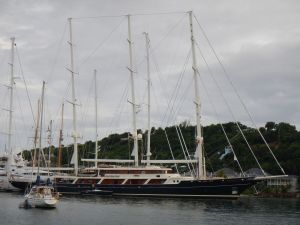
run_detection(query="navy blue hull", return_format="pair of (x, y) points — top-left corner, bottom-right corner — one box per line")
(55, 177), (257, 198)
(11, 177), (257, 198)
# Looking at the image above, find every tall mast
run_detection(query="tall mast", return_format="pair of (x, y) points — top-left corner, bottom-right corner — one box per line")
(38, 81), (45, 174)
(33, 99), (41, 167)
(94, 69), (98, 168)
(57, 103), (64, 168)
(189, 11), (205, 179)
(143, 32), (152, 166)
(47, 120), (53, 169)
(7, 37), (15, 154)
(68, 18), (79, 176)
(127, 15), (139, 167)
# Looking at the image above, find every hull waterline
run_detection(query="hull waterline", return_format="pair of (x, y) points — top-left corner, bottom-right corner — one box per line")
(11, 177), (257, 198)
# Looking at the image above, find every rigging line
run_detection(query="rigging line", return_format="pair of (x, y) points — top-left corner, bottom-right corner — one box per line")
(47, 81), (71, 147)
(107, 78), (130, 133)
(167, 77), (195, 174)
(72, 11), (186, 20)
(49, 104), (62, 143)
(46, 21), (68, 84)
(15, 86), (30, 138)
(164, 66), (193, 123)
(15, 97), (35, 151)
(177, 125), (196, 176)
(149, 46), (188, 171)
(150, 73), (178, 171)
(151, 75), (180, 174)
(131, 11), (186, 16)
(194, 15), (285, 175)
(163, 129), (179, 174)
(78, 17), (126, 70)
(157, 49), (191, 126)
(151, 76), (165, 127)
(203, 148), (215, 175)
(79, 73), (94, 132)
(170, 77), (193, 126)
(196, 52), (245, 176)
(114, 88), (129, 132)
(12, 117), (21, 150)
(136, 14), (187, 69)
(166, 55), (190, 125)
(15, 45), (35, 126)
(0, 90), (9, 119)
(165, 51), (191, 126)
(0, 50), (7, 69)
(72, 15), (125, 20)
(175, 125), (193, 174)
(113, 81), (129, 130)
(150, 51), (186, 171)
(195, 43), (265, 176)
(150, 66), (179, 170)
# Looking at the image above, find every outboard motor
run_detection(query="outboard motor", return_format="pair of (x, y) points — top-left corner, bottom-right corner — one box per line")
(35, 175), (41, 186)
(46, 177), (52, 186)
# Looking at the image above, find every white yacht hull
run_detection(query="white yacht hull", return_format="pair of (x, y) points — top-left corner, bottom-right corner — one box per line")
(25, 195), (58, 208)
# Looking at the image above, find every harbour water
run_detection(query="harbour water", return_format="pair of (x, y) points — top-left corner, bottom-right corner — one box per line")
(0, 192), (299, 225)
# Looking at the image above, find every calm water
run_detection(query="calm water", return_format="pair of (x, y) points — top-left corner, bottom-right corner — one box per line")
(0, 192), (299, 225)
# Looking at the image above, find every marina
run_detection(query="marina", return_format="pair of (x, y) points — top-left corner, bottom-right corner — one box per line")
(5, 11), (280, 198)
(0, 1), (300, 224)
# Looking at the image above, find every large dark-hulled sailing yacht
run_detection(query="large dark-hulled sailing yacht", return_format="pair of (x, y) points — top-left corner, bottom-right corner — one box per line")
(11, 12), (283, 197)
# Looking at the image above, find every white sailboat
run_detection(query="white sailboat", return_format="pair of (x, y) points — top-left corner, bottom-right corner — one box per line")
(24, 177), (59, 208)
(24, 81), (59, 208)
(0, 37), (32, 191)
(0, 38), (54, 191)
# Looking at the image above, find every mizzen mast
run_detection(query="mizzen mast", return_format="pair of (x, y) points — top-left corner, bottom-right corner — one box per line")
(188, 11), (206, 179)
(7, 37), (15, 154)
(127, 15), (139, 167)
(143, 32), (152, 166)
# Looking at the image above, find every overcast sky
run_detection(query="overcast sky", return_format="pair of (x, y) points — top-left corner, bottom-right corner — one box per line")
(0, 0), (299, 152)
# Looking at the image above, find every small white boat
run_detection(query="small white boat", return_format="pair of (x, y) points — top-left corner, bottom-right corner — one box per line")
(25, 185), (59, 208)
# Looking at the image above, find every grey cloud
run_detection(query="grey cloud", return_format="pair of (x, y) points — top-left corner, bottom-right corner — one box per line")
(0, 0), (299, 151)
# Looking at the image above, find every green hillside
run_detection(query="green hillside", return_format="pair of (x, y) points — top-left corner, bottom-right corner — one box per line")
(22, 122), (300, 177)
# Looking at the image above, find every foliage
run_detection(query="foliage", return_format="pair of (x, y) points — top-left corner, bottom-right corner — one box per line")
(22, 122), (300, 177)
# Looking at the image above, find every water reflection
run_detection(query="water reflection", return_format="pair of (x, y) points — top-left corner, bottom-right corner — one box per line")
(1, 192), (299, 225)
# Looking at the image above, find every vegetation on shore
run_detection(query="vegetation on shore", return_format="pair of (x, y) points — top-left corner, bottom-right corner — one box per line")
(22, 121), (300, 177)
